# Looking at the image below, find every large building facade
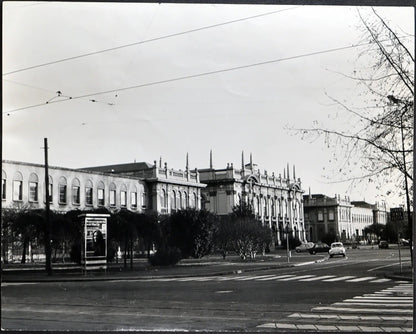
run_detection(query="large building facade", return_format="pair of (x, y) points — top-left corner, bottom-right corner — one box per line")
(2, 159), (205, 215)
(303, 194), (388, 243)
(198, 152), (306, 246)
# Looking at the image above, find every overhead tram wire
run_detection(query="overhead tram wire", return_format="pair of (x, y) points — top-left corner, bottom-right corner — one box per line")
(4, 40), (386, 115)
(3, 6), (301, 76)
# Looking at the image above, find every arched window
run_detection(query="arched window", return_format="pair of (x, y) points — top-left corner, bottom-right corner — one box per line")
(28, 173), (39, 202)
(72, 178), (81, 205)
(13, 171), (23, 201)
(58, 176), (67, 204)
(193, 192), (197, 209)
(130, 185), (137, 209)
(2, 170), (7, 200)
(109, 182), (116, 207)
(85, 179), (93, 206)
(44, 175), (53, 203)
(97, 181), (105, 206)
(171, 190), (177, 210)
(120, 184), (127, 207)
(183, 191), (188, 209)
(271, 201), (275, 218)
(178, 191), (182, 209)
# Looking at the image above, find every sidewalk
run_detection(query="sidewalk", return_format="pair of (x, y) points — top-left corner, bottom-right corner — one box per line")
(1, 252), (325, 283)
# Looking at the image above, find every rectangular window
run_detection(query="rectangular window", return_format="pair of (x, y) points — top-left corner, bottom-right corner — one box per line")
(29, 182), (38, 202)
(121, 191), (127, 207)
(72, 186), (80, 205)
(47, 184), (53, 203)
(13, 180), (23, 201)
(110, 190), (116, 206)
(131, 192), (137, 208)
(59, 185), (67, 204)
(98, 188), (105, 206)
(142, 192), (146, 208)
(328, 210), (334, 221)
(318, 211), (323, 221)
(86, 187), (93, 206)
(2, 179), (6, 200)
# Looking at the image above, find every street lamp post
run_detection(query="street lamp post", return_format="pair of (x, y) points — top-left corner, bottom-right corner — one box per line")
(285, 223), (292, 263)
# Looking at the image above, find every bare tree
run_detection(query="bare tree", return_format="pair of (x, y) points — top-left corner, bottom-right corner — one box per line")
(289, 9), (413, 258)
(291, 9), (413, 199)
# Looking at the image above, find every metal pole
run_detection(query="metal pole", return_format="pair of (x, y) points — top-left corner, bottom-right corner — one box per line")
(286, 226), (290, 263)
(398, 232), (402, 274)
(44, 138), (52, 276)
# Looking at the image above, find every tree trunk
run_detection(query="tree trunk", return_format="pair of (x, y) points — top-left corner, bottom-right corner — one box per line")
(123, 239), (128, 268)
(21, 237), (28, 264)
(130, 240), (133, 269)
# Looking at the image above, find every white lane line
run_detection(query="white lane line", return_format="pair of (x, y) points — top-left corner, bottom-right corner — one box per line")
(256, 275), (293, 281)
(256, 323), (413, 332)
(322, 275), (355, 282)
(299, 275), (335, 281)
(268, 274), (296, 280)
(1, 282), (38, 286)
(278, 275), (316, 281)
(312, 306), (412, 314)
(236, 275), (276, 281)
(216, 276), (240, 281)
(346, 277), (377, 282)
(334, 301), (412, 307)
(370, 278), (391, 283)
(287, 313), (413, 321)
(343, 298), (413, 304)
(355, 296), (413, 300)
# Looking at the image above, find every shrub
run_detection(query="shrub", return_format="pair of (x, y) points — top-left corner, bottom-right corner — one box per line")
(69, 242), (81, 264)
(149, 246), (181, 266)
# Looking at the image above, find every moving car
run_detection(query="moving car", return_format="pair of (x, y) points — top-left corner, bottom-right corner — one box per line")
(378, 240), (389, 249)
(329, 242), (346, 258)
(295, 242), (315, 253)
(308, 242), (330, 255)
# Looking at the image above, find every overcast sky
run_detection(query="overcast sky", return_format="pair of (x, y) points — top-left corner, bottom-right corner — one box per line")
(2, 2), (414, 207)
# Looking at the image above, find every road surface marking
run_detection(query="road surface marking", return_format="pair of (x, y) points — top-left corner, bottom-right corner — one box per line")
(334, 301), (412, 307)
(256, 323), (412, 332)
(299, 275), (335, 281)
(369, 278), (391, 283)
(256, 275), (297, 281)
(312, 306), (412, 314)
(277, 275), (316, 281)
(267, 274), (296, 280)
(322, 275), (355, 282)
(346, 277), (377, 282)
(235, 275), (274, 281)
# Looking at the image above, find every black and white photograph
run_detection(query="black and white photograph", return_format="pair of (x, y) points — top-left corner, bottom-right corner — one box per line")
(1, 1), (414, 331)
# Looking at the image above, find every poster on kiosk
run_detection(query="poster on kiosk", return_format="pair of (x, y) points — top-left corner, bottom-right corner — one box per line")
(79, 213), (110, 271)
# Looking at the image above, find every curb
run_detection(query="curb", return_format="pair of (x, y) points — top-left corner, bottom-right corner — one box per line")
(384, 274), (413, 282)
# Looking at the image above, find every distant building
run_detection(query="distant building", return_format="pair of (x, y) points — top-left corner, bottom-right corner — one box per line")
(2, 158), (205, 215)
(303, 194), (352, 242)
(304, 193), (388, 243)
(198, 151), (306, 246)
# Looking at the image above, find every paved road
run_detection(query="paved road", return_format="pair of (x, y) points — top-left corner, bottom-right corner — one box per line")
(1, 248), (412, 331)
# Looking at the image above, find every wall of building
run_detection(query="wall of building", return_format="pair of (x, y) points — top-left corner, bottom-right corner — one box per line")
(199, 162), (306, 245)
(2, 160), (148, 213)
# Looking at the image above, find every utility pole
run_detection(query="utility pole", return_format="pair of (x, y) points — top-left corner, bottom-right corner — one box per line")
(44, 138), (52, 276)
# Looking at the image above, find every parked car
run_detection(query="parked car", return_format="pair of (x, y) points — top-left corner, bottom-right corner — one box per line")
(329, 242), (346, 258)
(400, 239), (410, 246)
(295, 242), (315, 253)
(378, 240), (389, 249)
(308, 242), (330, 255)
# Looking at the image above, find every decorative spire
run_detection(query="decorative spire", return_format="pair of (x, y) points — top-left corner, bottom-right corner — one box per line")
(287, 163), (290, 180)
(210, 149), (213, 169)
(283, 168), (286, 179)
(293, 164), (296, 180)
(241, 150), (245, 170)
(159, 157), (162, 168)
(186, 152), (189, 171)
(250, 152), (253, 170)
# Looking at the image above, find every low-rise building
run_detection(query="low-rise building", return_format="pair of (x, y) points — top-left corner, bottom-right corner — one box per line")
(304, 193), (388, 243)
(2, 158), (206, 215)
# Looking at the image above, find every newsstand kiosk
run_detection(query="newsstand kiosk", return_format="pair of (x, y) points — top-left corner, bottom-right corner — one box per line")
(79, 213), (110, 273)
